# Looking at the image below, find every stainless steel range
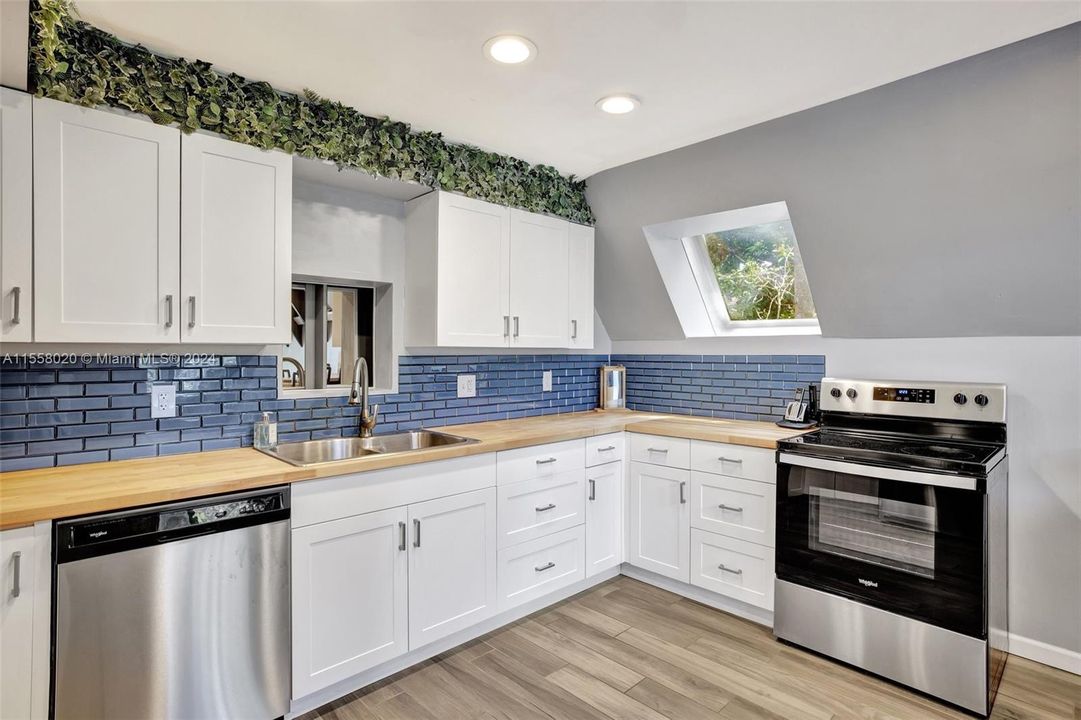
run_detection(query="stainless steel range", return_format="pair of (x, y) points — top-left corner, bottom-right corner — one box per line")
(774, 378), (1008, 717)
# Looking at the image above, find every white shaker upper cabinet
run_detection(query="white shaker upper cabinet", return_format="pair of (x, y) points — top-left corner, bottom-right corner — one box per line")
(405, 191), (511, 347)
(567, 222), (595, 349)
(1, 89), (33, 342)
(181, 133), (291, 343)
(33, 97), (180, 342)
(509, 209), (569, 348)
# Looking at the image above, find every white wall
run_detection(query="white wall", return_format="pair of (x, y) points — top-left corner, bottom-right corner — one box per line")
(613, 334), (1081, 668)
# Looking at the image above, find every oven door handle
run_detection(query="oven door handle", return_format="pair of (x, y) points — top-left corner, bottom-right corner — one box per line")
(777, 453), (978, 491)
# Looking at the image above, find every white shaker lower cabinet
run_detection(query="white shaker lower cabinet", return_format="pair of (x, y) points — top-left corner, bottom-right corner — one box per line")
(33, 97), (181, 342)
(0, 524), (49, 720)
(497, 525), (584, 611)
(291, 507), (409, 699)
(180, 132), (291, 344)
(407, 488), (498, 650)
(627, 461), (690, 582)
(585, 460), (623, 576)
(1, 89), (33, 343)
(690, 529), (775, 610)
(689, 470), (775, 547)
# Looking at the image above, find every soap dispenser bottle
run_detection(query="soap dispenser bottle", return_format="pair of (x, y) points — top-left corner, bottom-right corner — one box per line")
(254, 411), (277, 449)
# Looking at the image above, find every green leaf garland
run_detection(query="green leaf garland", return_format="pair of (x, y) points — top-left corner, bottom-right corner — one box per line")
(27, 0), (594, 225)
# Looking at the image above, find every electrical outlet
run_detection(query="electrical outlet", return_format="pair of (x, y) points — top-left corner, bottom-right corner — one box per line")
(542, 370), (553, 392)
(151, 383), (176, 418)
(457, 374), (477, 399)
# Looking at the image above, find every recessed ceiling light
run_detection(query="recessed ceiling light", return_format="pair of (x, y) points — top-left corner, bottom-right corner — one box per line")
(596, 94), (640, 115)
(484, 35), (536, 65)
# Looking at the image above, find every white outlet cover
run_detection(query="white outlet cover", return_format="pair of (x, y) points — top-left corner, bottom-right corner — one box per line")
(457, 374), (477, 399)
(542, 370), (553, 392)
(151, 383), (177, 418)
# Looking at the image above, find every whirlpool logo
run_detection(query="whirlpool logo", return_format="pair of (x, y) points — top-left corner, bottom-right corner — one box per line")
(858, 578), (879, 588)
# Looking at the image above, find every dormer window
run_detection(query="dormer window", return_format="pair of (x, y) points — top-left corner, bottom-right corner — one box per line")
(645, 201), (820, 337)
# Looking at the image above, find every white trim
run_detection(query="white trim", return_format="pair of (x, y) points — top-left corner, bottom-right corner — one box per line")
(619, 564), (774, 627)
(1008, 633), (1081, 676)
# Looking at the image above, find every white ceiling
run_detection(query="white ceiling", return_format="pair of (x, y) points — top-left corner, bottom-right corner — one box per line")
(75, 1), (1081, 177)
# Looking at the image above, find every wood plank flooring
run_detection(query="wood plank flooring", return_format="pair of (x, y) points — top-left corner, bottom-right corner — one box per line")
(299, 577), (1081, 720)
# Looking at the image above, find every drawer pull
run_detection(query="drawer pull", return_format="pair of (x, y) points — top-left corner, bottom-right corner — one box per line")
(597, 445), (616, 452)
(647, 447), (669, 454)
(535, 561), (556, 573)
(718, 563), (743, 576)
(679, 481), (687, 504)
(718, 456), (744, 464)
(588, 479), (596, 501)
(535, 503), (556, 512)
(398, 521), (406, 552)
(718, 504), (744, 513)
(11, 551), (21, 598)
(536, 457), (558, 465)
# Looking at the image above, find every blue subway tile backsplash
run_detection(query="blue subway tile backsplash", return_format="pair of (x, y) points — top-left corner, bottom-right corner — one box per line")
(0, 352), (824, 470)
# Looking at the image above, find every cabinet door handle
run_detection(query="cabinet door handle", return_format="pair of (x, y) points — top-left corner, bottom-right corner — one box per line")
(718, 563), (743, 576)
(718, 456), (743, 464)
(588, 479), (596, 501)
(536, 457), (557, 465)
(679, 481), (687, 504)
(11, 551), (21, 598)
(11, 287), (20, 325)
(718, 504), (744, 513)
(535, 503), (556, 512)
(504, 315), (510, 338)
(187, 296), (197, 329)
(571, 319), (577, 339)
(413, 518), (421, 548)
(164, 294), (174, 328)
(534, 561), (555, 573)
(513, 316), (520, 338)
(647, 447), (669, 454)
(398, 521), (406, 552)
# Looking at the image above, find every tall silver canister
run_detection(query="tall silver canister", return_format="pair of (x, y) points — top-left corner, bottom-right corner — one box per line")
(599, 365), (626, 409)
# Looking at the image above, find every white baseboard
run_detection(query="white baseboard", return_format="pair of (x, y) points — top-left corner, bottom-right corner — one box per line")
(287, 566), (620, 718)
(1008, 632), (1081, 676)
(619, 564), (774, 627)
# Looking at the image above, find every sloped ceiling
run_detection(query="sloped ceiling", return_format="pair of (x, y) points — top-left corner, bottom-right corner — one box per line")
(71, 0), (1081, 177)
(587, 24), (1081, 340)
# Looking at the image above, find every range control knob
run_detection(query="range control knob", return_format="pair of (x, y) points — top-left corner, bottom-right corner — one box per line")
(830, 388), (842, 399)
(953, 393), (968, 405)
(974, 394), (989, 407)
(846, 388), (858, 400)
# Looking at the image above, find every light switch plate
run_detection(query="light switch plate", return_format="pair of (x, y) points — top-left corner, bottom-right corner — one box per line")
(151, 383), (176, 418)
(542, 370), (553, 392)
(457, 374), (477, 399)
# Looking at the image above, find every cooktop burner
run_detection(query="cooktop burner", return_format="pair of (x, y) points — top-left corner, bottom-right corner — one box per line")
(780, 429), (1004, 475)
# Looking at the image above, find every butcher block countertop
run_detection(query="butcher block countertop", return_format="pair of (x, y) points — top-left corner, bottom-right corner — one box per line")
(0, 410), (806, 530)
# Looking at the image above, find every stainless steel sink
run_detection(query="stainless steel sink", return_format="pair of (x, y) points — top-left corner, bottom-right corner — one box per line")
(259, 430), (476, 466)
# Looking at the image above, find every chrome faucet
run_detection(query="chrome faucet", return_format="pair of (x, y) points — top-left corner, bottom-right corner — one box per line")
(348, 357), (379, 437)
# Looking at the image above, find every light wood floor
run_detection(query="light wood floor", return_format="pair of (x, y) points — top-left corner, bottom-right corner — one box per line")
(300, 576), (1081, 720)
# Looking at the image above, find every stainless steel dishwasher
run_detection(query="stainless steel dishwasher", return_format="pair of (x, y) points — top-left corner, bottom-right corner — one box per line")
(53, 487), (291, 720)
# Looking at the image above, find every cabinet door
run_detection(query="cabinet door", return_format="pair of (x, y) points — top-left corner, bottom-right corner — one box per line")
(33, 98), (180, 342)
(586, 460), (623, 576)
(408, 487), (497, 649)
(509, 209), (569, 348)
(627, 461), (690, 582)
(436, 193), (510, 346)
(567, 223), (594, 349)
(291, 507), (408, 699)
(0, 527), (37, 720)
(1, 89), (32, 342)
(181, 132), (291, 343)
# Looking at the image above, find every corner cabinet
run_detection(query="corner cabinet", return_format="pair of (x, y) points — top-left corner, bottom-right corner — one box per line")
(405, 191), (594, 349)
(30, 98), (291, 344)
(1, 89), (33, 343)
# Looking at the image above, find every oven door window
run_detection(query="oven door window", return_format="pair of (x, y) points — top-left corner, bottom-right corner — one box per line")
(777, 464), (985, 638)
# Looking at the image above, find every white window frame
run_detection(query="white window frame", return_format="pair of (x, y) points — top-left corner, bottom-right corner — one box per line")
(644, 201), (820, 338)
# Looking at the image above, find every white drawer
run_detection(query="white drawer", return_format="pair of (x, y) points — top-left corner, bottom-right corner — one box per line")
(497, 439), (585, 485)
(690, 440), (775, 483)
(690, 528), (775, 611)
(497, 470), (585, 549)
(497, 525), (584, 611)
(629, 433), (691, 469)
(585, 432), (625, 467)
(690, 471), (775, 547)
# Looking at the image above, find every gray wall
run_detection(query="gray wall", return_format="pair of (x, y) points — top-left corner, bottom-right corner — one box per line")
(587, 23), (1081, 340)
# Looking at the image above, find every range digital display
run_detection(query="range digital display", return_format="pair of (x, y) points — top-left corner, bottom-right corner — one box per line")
(873, 386), (936, 403)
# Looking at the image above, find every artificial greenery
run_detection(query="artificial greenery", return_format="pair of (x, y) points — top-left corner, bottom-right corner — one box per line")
(28, 0), (594, 225)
